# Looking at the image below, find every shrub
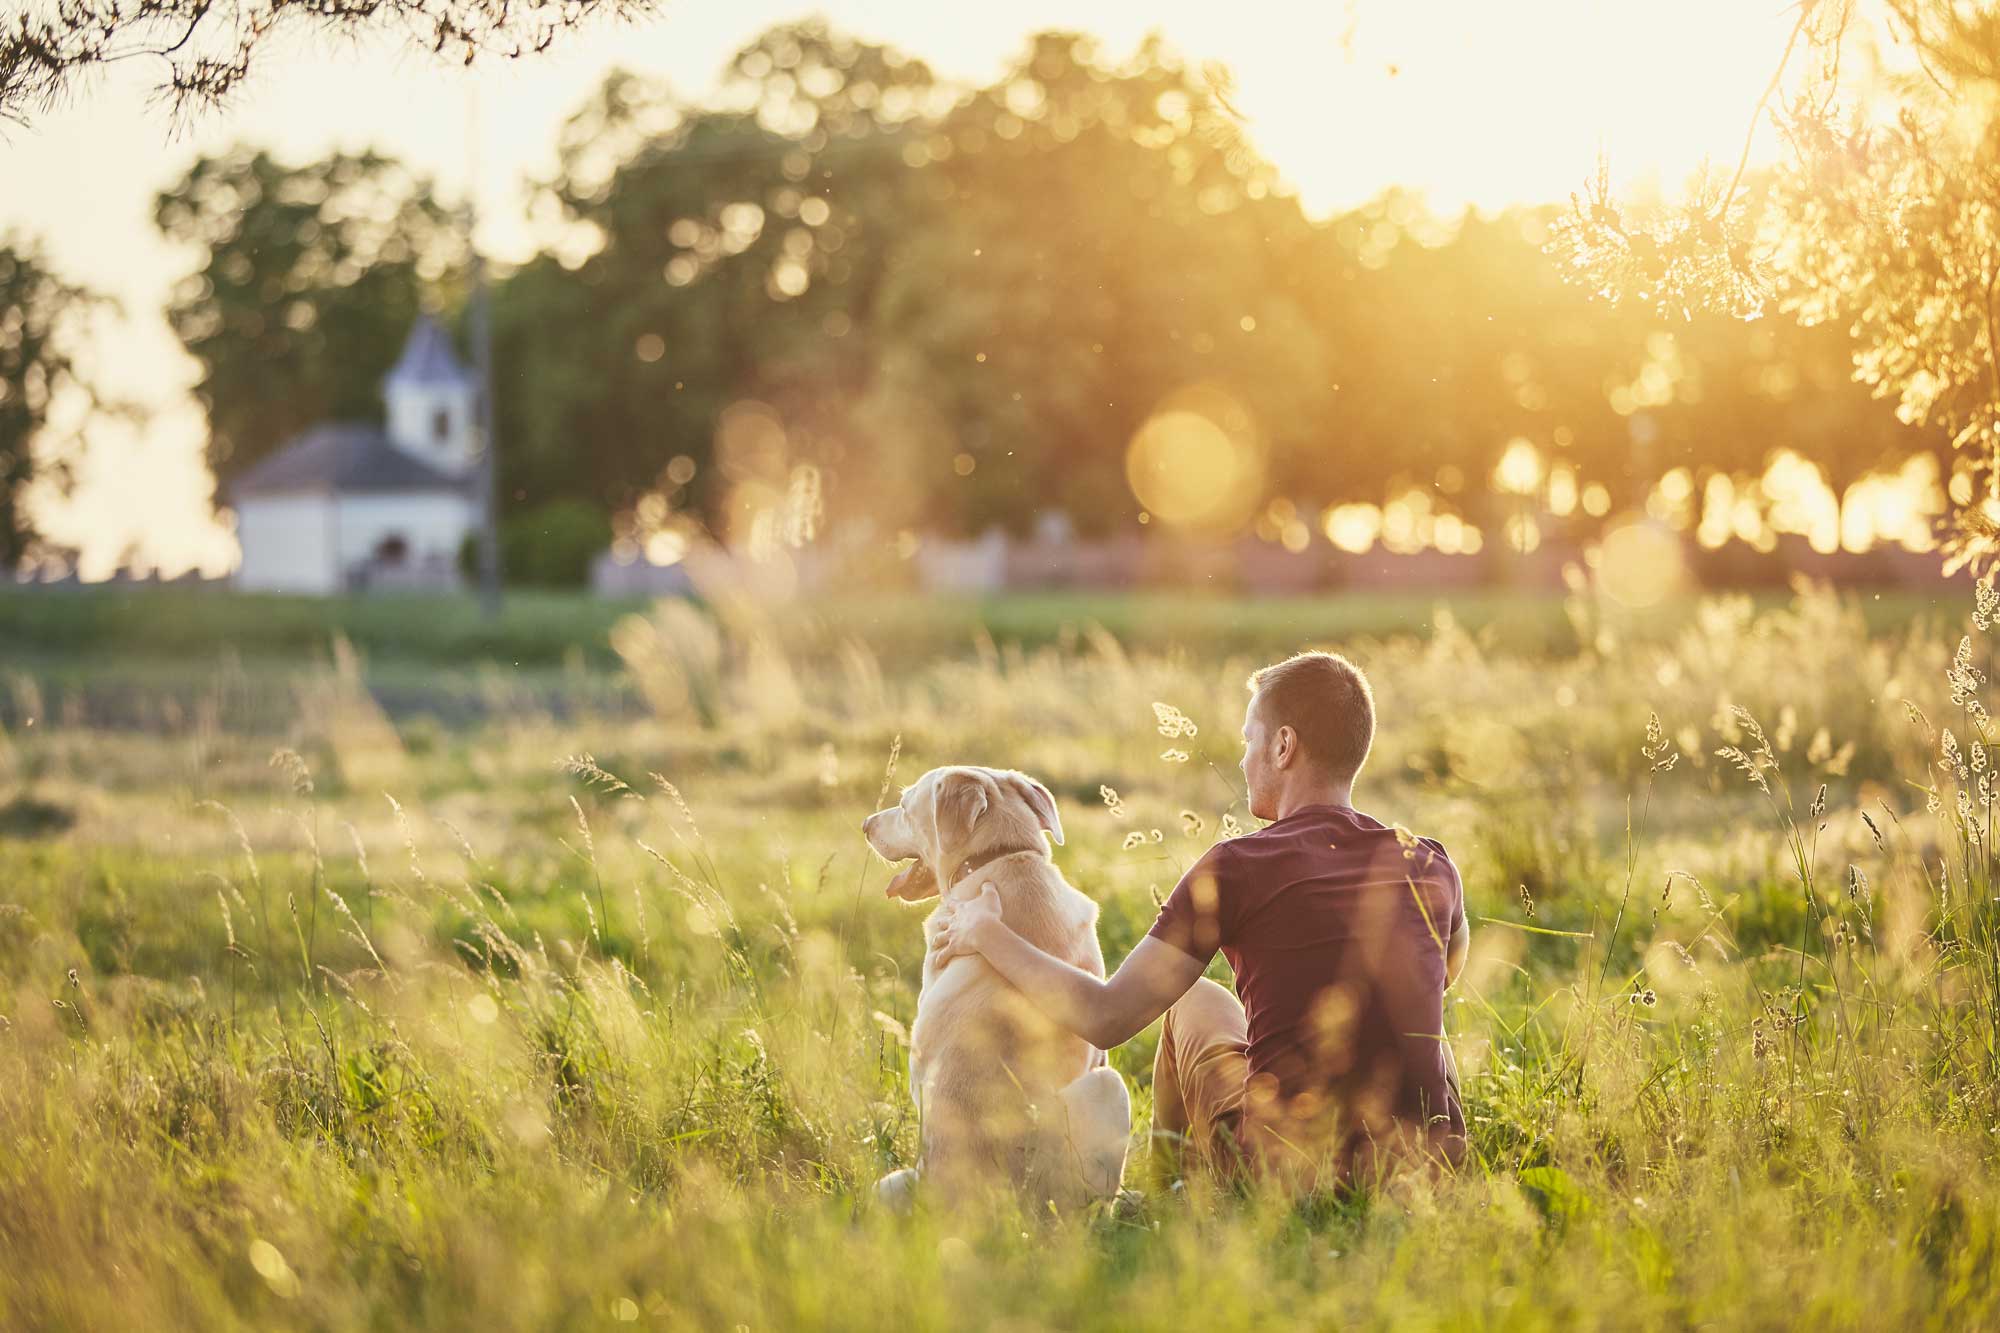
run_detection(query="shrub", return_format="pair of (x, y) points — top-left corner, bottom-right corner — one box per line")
(460, 499), (611, 588)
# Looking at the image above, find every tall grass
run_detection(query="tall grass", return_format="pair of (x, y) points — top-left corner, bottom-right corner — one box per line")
(0, 581), (1996, 1329)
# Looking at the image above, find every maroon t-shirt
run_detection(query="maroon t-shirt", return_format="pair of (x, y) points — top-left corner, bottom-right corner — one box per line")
(1148, 802), (1466, 1172)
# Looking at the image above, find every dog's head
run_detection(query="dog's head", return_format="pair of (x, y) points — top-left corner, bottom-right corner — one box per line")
(862, 765), (1066, 902)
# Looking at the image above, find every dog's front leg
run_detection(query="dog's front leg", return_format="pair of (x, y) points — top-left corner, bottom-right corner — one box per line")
(876, 1167), (920, 1214)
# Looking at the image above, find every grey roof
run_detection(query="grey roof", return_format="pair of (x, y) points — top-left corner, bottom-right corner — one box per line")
(383, 314), (475, 388)
(229, 423), (473, 499)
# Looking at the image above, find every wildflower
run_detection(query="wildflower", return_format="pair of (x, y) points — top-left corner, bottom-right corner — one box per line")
(1160, 748), (1191, 764)
(1519, 883), (1536, 918)
(1150, 828), (1165, 843)
(1100, 785), (1127, 819)
(558, 753), (633, 796)
(1180, 810), (1205, 838)
(1847, 864), (1867, 902)
(1152, 702), (1199, 739)
(269, 747), (315, 798)
(875, 735), (903, 809)
(1642, 712), (1679, 772)
(1731, 706), (1777, 768)
(1121, 832), (1147, 850)
(1976, 579), (1998, 632)
(783, 464), (822, 547)
(1860, 810), (1885, 849)
(1641, 989), (1657, 1007)
(1219, 814), (1244, 839)
(1949, 636), (1986, 707)
(1714, 744), (1770, 795)
(1810, 784), (1827, 819)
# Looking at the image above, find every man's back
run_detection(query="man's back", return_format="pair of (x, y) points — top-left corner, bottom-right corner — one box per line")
(1148, 802), (1466, 1177)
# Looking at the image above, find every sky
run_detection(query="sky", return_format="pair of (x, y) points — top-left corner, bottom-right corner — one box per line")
(0, 0), (1800, 577)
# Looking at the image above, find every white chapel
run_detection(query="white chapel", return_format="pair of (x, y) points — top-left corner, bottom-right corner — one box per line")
(229, 315), (483, 594)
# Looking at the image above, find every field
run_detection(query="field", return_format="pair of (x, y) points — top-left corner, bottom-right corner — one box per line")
(3, 581), (1999, 1329)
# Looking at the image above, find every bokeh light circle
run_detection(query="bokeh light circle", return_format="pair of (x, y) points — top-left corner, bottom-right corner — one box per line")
(1124, 384), (1265, 535)
(1595, 518), (1686, 609)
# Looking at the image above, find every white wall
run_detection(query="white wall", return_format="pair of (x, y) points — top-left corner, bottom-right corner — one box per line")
(334, 492), (478, 581)
(234, 494), (338, 593)
(385, 382), (478, 475)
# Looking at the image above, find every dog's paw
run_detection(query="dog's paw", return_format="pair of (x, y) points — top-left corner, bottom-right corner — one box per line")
(876, 1168), (919, 1215)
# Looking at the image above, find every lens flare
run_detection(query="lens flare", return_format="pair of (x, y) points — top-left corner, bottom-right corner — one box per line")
(1595, 518), (1685, 609)
(1124, 384), (1265, 535)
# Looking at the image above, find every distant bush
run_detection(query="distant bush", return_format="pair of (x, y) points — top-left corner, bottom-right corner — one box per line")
(460, 500), (610, 588)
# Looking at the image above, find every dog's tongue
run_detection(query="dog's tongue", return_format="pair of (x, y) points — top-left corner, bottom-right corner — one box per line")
(886, 860), (934, 900)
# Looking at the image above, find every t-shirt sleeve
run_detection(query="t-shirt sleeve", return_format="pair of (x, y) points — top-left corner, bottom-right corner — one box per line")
(1421, 836), (1466, 935)
(1146, 843), (1236, 964)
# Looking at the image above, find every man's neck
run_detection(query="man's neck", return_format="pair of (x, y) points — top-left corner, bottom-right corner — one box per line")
(1271, 783), (1353, 822)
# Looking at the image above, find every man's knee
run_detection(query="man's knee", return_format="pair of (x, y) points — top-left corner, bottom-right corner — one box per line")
(1166, 977), (1245, 1045)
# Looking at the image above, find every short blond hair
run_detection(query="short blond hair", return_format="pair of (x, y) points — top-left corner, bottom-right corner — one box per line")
(1247, 650), (1375, 783)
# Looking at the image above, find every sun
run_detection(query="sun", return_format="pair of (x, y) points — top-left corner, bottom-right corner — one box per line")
(1209, 0), (1800, 217)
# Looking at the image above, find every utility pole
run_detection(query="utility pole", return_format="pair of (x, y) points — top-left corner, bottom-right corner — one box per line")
(471, 246), (502, 618)
(468, 82), (502, 618)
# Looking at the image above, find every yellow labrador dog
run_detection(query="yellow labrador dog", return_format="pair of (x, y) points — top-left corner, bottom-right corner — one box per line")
(863, 765), (1131, 1210)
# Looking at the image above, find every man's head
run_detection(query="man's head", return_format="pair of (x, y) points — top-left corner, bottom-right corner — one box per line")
(1239, 651), (1375, 820)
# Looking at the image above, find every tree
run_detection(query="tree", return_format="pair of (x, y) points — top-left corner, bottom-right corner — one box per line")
(154, 149), (467, 484)
(870, 31), (1327, 537)
(489, 20), (1934, 555)
(1549, 0), (2000, 573)
(493, 26), (941, 537)
(1, 0), (652, 125)
(0, 240), (99, 570)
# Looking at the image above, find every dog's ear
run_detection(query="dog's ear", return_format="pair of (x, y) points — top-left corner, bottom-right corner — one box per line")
(1005, 772), (1065, 846)
(933, 769), (993, 849)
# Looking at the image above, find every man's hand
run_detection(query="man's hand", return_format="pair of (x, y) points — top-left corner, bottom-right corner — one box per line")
(928, 881), (1206, 1050)
(929, 881), (1002, 965)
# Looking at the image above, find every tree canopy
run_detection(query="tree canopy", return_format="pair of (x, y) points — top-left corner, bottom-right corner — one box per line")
(1551, 0), (2000, 574)
(152, 18), (1947, 572)
(0, 240), (99, 569)
(1, 0), (651, 126)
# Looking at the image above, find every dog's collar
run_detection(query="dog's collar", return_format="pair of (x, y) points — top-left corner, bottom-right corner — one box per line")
(949, 844), (1047, 890)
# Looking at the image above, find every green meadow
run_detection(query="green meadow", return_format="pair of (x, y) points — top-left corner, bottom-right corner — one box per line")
(2, 582), (1997, 1329)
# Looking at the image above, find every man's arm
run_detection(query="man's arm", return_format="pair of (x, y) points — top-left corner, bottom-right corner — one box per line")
(932, 886), (1205, 1050)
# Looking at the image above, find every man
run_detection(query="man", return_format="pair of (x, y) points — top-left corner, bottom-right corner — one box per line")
(928, 650), (1469, 1190)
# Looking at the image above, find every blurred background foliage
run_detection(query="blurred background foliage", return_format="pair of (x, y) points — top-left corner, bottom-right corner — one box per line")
(137, 20), (1942, 573)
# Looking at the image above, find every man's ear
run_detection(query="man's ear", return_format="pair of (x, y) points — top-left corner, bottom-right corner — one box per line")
(1005, 772), (1065, 846)
(934, 769), (994, 849)
(1274, 724), (1299, 769)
